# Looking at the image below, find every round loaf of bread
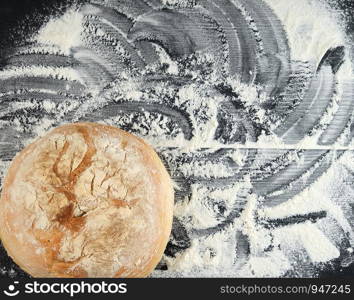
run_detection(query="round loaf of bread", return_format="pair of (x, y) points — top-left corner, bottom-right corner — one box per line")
(0, 122), (174, 277)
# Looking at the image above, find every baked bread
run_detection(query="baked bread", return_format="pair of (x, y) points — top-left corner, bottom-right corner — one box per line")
(0, 122), (174, 277)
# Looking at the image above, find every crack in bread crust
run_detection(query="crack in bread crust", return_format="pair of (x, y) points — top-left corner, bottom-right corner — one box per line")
(51, 126), (97, 232)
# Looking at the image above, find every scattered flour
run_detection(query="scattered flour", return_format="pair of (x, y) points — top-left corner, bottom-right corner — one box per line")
(35, 9), (84, 55)
(0, 66), (84, 83)
(265, 0), (347, 64)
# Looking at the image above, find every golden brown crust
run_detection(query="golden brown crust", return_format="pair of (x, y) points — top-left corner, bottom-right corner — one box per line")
(0, 122), (174, 278)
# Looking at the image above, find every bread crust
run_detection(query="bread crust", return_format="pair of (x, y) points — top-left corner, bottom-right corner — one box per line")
(0, 122), (174, 278)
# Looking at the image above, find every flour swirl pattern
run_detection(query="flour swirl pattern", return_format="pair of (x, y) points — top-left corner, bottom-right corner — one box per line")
(0, 0), (354, 277)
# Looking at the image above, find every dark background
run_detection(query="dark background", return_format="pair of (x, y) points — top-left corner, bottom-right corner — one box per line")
(0, 0), (90, 49)
(0, 0), (353, 279)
